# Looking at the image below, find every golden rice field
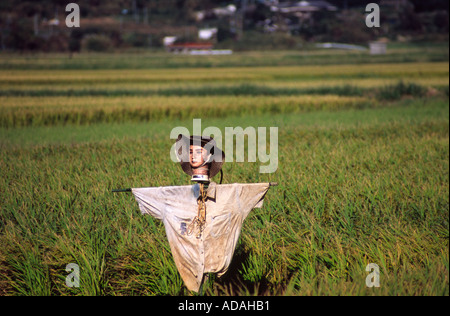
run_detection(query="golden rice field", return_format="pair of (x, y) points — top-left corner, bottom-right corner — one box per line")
(0, 62), (448, 128)
(0, 50), (448, 296)
(0, 62), (447, 85)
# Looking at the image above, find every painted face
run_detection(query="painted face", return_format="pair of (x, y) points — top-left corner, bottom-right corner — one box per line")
(189, 145), (207, 168)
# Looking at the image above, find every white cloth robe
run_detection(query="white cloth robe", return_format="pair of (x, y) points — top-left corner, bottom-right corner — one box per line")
(131, 182), (270, 292)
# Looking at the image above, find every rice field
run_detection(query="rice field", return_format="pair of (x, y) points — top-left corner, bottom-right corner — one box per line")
(0, 49), (448, 296)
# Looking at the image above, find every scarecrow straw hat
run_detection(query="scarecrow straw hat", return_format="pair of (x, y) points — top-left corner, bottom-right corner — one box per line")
(175, 134), (225, 179)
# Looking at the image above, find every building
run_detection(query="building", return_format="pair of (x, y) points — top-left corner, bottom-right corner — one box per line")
(269, 1), (338, 13)
(165, 42), (214, 53)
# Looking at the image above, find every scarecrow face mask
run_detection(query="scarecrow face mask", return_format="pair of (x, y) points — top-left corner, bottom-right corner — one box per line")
(189, 145), (212, 181)
(189, 145), (208, 168)
(175, 134), (225, 182)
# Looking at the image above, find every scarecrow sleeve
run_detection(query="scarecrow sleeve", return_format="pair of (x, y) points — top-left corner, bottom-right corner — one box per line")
(131, 187), (165, 220)
(236, 183), (271, 218)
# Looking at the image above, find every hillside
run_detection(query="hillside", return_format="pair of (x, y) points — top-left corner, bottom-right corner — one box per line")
(0, 0), (448, 52)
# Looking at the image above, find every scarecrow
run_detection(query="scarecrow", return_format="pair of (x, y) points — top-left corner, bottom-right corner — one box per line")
(114, 134), (277, 292)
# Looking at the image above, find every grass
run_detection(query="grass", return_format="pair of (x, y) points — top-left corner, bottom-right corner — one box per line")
(0, 48), (448, 296)
(0, 62), (447, 128)
(1, 99), (448, 296)
(0, 42), (448, 69)
(0, 94), (371, 128)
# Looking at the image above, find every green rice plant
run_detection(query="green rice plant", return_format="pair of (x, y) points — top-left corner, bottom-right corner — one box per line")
(0, 44), (448, 69)
(377, 81), (428, 100)
(7, 244), (53, 296)
(0, 95), (372, 128)
(0, 56), (448, 296)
